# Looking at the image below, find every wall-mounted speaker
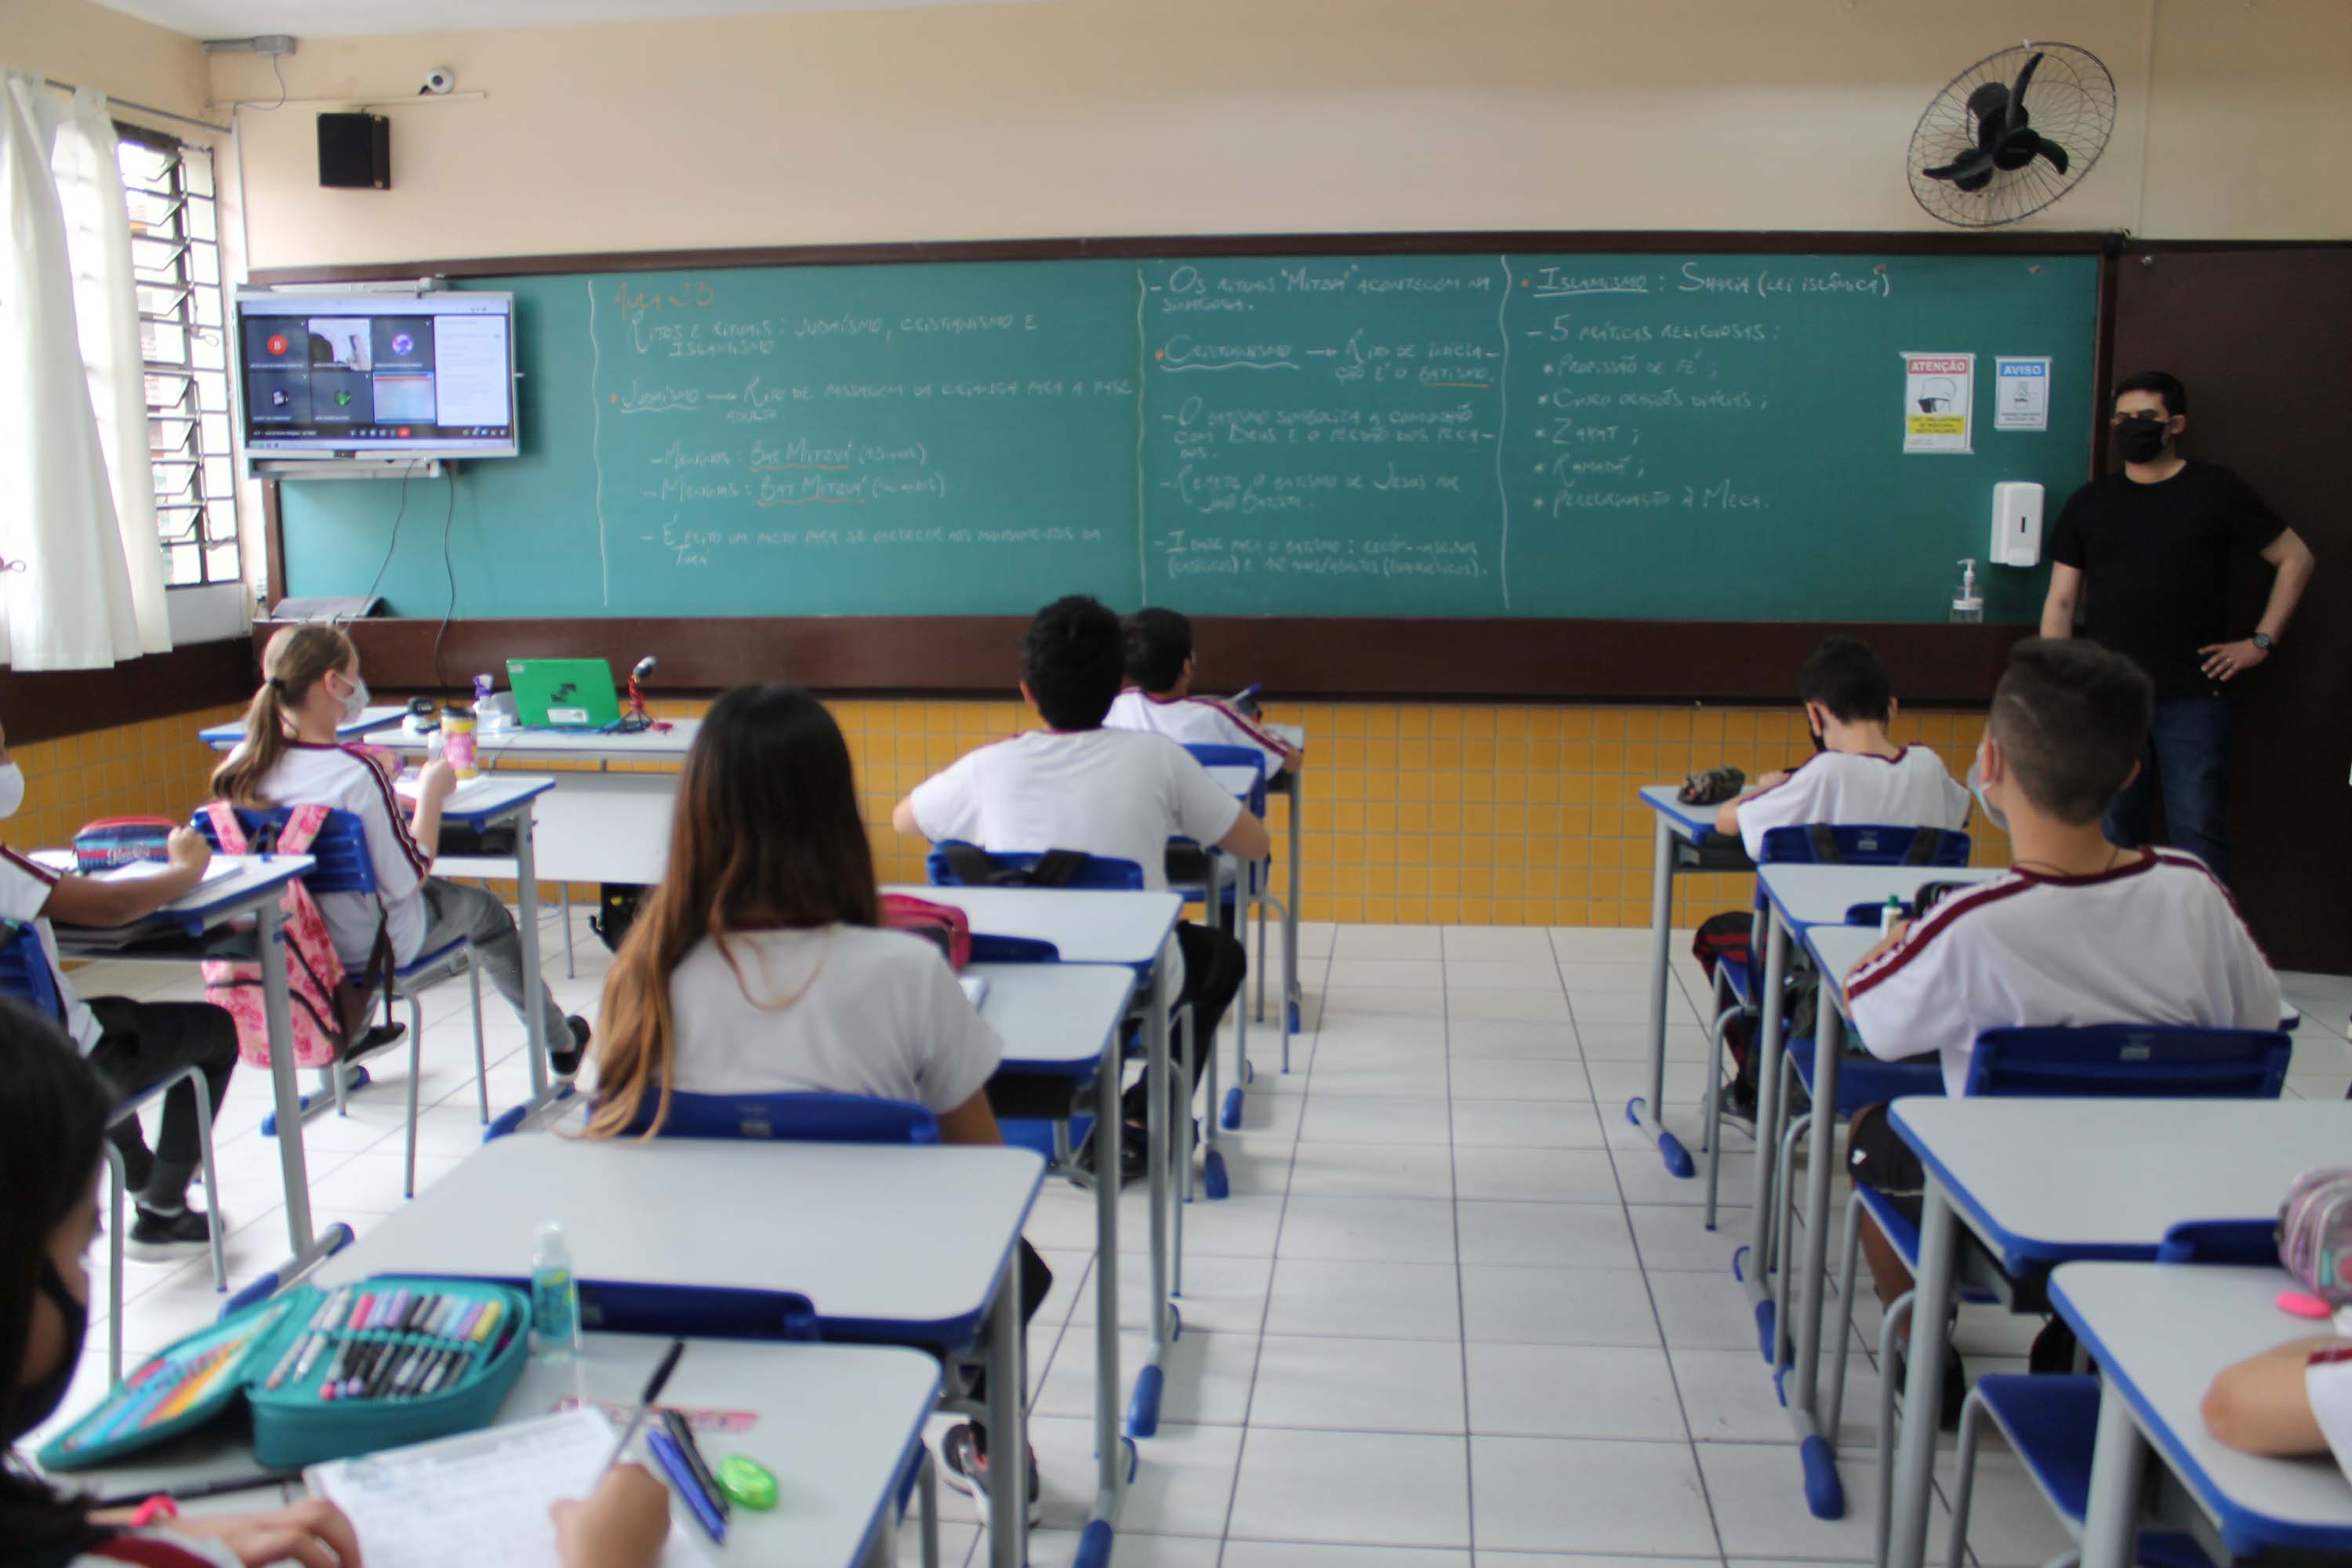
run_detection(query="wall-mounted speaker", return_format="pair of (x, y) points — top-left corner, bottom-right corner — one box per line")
(317, 112), (390, 189)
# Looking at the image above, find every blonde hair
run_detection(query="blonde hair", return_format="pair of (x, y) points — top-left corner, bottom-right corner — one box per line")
(209, 625), (357, 807)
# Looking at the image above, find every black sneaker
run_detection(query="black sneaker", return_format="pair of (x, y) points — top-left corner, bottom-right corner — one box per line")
(1716, 1077), (1759, 1138)
(939, 1422), (1041, 1526)
(126, 1205), (218, 1261)
(1891, 1342), (1969, 1432)
(1073, 1123), (1148, 1188)
(2028, 1317), (2079, 1375)
(550, 1015), (591, 1078)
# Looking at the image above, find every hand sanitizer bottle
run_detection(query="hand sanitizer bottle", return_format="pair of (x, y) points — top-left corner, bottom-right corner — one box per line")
(1950, 558), (1984, 624)
(531, 1221), (581, 1360)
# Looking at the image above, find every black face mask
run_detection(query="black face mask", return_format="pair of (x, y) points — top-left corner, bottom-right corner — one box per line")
(4, 1259), (89, 1443)
(2112, 417), (2170, 465)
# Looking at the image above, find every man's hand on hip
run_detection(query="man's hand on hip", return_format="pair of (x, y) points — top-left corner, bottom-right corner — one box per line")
(2198, 639), (2270, 681)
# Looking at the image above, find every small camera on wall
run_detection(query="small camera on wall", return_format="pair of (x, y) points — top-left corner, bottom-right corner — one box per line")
(420, 66), (456, 96)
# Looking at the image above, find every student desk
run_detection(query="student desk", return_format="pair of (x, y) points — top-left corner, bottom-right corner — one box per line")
(44, 1334), (945, 1568)
(44, 854), (348, 1298)
(1633, 785), (1755, 1178)
(1737, 866), (2006, 1427)
(889, 885), (1192, 1443)
(970, 958), (1140, 1545)
(313, 1132), (1045, 1568)
(2052, 1262), (2352, 1568)
(198, 705), (409, 750)
(1880, 1099), (2352, 1568)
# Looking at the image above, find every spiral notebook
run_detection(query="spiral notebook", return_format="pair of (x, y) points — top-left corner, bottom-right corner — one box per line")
(307, 1407), (709, 1568)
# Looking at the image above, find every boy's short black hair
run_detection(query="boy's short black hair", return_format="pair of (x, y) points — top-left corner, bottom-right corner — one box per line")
(2113, 369), (2188, 418)
(1798, 636), (1893, 724)
(1989, 638), (2154, 825)
(1022, 596), (1125, 731)
(1123, 608), (1194, 693)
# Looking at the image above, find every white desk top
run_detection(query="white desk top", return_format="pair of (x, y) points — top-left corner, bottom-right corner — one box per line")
(1759, 862), (2004, 931)
(42, 1335), (939, 1567)
(1206, 764), (1266, 804)
(1639, 782), (1729, 843)
(970, 960), (1136, 1074)
(882, 884), (1181, 968)
(2051, 1262), (2352, 1553)
(201, 706), (407, 749)
(46, 854), (317, 946)
(363, 718), (701, 762)
(316, 1134), (1044, 1341)
(400, 771), (555, 826)
(1891, 1099), (2352, 1272)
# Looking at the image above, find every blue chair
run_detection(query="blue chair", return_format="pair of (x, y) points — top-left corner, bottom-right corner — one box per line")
(192, 807), (489, 1200)
(1828, 1025), (2292, 1563)
(619, 1089), (941, 1145)
(1701, 823), (1971, 1228)
(1179, 742), (1274, 1152)
(0, 924), (228, 1382)
(1940, 1219), (2269, 1568)
(924, 843), (1145, 960)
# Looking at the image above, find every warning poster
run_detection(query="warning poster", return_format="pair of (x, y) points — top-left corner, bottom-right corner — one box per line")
(1901, 351), (1975, 454)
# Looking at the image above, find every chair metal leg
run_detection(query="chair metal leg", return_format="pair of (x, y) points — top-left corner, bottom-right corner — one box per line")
(106, 1142), (128, 1385)
(1702, 994), (1746, 1229)
(1828, 1188), (1868, 1437)
(405, 993), (425, 1200)
(1774, 1109), (1811, 1367)
(1173, 1002), (1192, 1298)
(329, 1056), (349, 1116)
(1945, 1388), (1990, 1568)
(1875, 1290), (1918, 1568)
(469, 959), (489, 1124)
(1254, 870), (1269, 1022)
(187, 1069), (227, 1292)
(917, 1446), (940, 1568)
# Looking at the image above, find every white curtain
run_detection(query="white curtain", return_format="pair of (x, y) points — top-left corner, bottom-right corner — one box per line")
(0, 69), (171, 670)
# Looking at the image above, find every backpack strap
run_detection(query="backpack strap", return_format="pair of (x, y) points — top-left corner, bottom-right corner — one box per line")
(1904, 827), (1947, 866)
(202, 800), (251, 855)
(1805, 822), (1843, 864)
(273, 803), (335, 857)
(1026, 849), (1089, 888)
(939, 843), (996, 887)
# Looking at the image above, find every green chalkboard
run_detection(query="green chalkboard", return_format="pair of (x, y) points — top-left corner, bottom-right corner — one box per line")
(278, 251), (2097, 622)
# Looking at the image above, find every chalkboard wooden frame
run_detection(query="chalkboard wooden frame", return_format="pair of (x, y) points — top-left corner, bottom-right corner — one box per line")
(253, 229), (2116, 702)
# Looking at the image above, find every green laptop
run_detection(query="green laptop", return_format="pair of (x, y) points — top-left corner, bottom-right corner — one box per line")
(506, 658), (622, 729)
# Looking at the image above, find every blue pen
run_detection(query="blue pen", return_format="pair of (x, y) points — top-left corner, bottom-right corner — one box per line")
(647, 1428), (726, 1544)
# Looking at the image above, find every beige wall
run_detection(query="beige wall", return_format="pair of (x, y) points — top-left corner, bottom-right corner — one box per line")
(2, 0), (209, 121)
(204, 0), (2352, 272)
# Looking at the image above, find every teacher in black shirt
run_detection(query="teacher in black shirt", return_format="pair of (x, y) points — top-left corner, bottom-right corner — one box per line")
(2041, 371), (2316, 882)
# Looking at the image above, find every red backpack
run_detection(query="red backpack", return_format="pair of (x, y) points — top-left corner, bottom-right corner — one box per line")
(881, 893), (971, 972)
(198, 803), (400, 1069)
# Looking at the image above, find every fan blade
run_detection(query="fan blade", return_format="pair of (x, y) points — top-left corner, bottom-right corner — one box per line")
(1923, 147), (1998, 184)
(2033, 137), (2071, 175)
(1964, 81), (2011, 140)
(2004, 51), (2045, 133)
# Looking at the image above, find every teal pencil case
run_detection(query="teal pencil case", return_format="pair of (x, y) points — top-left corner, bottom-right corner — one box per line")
(41, 1276), (528, 1472)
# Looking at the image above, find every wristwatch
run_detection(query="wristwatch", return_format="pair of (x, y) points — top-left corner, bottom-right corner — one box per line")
(2252, 632), (2274, 652)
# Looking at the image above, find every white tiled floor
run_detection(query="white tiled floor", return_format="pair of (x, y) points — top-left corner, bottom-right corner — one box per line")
(38, 909), (2352, 1566)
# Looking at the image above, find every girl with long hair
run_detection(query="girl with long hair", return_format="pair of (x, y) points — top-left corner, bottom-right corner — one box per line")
(210, 627), (587, 1073)
(584, 684), (1047, 1523)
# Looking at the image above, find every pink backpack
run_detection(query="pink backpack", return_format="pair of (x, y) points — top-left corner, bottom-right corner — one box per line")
(198, 802), (398, 1070)
(2279, 1168), (2352, 1307)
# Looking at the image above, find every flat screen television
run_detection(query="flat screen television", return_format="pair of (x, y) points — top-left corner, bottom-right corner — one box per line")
(237, 291), (518, 463)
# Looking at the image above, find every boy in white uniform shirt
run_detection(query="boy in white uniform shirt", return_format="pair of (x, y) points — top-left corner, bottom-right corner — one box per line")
(1107, 608), (1300, 780)
(894, 596), (1269, 1181)
(1841, 638), (2278, 1386)
(1714, 635), (1970, 861)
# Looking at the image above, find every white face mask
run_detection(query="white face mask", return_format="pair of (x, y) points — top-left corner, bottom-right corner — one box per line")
(0, 762), (22, 820)
(1966, 755), (2009, 835)
(338, 673), (371, 724)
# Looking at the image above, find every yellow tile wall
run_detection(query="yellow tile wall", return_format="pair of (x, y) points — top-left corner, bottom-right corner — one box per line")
(20, 698), (2009, 931)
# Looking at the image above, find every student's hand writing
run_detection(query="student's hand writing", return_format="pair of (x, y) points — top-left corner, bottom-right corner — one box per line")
(416, 759), (458, 806)
(551, 1463), (672, 1568)
(174, 1498), (362, 1568)
(165, 826), (212, 874)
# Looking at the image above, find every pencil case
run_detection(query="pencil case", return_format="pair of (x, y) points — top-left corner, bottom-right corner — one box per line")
(40, 1276), (529, 1473)
(72, 817), (179, 872)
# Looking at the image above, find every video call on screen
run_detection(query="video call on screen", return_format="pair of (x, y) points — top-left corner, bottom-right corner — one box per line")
(242, 314), (513, 440)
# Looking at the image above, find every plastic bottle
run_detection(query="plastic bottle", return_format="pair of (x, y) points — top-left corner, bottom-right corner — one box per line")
(1880, 895), (1905, 934)
(443, 704), (479, 779)
(530, 1221), (581, 1360)
(1950, 558), (1984, 624)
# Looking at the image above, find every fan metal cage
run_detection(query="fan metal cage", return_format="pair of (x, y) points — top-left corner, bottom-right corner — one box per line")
(1908, 42), (2117, 227)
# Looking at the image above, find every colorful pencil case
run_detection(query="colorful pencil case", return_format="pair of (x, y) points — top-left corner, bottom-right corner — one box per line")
(40, 1276), (529, 1472)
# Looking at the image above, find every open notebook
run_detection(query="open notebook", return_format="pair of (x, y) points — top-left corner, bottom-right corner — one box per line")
(307, 1408), (709, 1568)
(394, 771), (504, 809)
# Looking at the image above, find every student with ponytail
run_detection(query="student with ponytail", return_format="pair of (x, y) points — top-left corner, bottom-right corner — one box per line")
(211, 628), (589, 1075)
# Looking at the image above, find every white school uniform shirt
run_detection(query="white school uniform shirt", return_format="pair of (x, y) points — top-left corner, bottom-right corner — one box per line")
(907, 727), (1243, 893)
(2307, 1343), (2352, 1486)
(664, 924), (1003, 1116)
(1105, 689), (1293, 780)
(1845, 848), (2281, 1098)
(252, 742), (434, 967)
(0, 844), (103, 1051)
(1731, 746), (1973, 862)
